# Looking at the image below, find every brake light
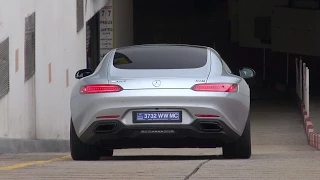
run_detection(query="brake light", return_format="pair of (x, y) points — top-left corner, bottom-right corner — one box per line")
(80, 84), (123, 94)
(192, 83), (238, 92)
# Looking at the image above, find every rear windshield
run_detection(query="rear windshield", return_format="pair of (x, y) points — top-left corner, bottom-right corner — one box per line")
(112, 46), (208, 69)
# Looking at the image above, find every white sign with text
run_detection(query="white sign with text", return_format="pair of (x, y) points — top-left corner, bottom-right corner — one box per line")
(99, 1), (113, 60)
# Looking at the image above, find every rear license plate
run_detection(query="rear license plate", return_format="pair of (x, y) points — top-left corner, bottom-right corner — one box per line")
(133, 111), (182, 123)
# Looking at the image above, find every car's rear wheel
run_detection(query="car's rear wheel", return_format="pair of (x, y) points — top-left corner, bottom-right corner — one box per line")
(222, 118), (251, 159)
(70, 119), (101, 161)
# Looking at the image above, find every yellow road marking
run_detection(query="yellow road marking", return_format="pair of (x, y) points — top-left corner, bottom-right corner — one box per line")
(0, 155), (71, 171)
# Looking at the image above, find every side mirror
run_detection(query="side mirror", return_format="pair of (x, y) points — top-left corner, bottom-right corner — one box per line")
(239, 67), (255, 79)
(75, 69), (93, 79)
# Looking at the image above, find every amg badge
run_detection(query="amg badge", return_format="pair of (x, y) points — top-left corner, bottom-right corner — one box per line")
(140, 130), (175, 134)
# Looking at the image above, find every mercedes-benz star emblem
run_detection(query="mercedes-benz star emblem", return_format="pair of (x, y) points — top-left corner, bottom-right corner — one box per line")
(152, 80), (161, 87)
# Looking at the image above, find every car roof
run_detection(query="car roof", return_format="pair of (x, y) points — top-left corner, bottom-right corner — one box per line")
(115, 44), (210, 51)
(114, 44), (222, 59)
(113, 44), (222, 63)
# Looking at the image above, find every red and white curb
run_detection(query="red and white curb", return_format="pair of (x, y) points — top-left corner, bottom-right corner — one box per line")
(301, 104), (320, 150)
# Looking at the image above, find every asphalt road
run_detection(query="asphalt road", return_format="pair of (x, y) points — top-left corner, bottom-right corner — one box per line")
(1, 100), (320, 180)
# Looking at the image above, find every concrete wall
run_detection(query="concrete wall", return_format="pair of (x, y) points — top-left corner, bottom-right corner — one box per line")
(0, 0), (38, 140)
(232, 0), (320, 57)
(271, 7), (320, 56)
(293, 0), (319, 9)
(229, 0), (320, 90)
(0, 0), (109, 143)
(238, 0), (288, 48)
(85, 0), (110, 21)
(113, 0), (134, 48)
(228, 0), (239, 42)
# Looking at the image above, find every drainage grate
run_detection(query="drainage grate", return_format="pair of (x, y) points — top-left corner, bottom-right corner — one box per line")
(24, 12), (36, 82)
(0, 38), (9, 100)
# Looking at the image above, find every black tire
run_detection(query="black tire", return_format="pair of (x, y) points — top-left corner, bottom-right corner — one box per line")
(70, 119), (101, 161)
(222, 118), (251, 159)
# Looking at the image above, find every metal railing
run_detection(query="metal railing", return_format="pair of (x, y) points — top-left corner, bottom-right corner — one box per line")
(296, 57), (310, 117)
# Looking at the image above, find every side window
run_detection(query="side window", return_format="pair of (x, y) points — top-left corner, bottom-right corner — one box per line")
(221, 59), (233, 74)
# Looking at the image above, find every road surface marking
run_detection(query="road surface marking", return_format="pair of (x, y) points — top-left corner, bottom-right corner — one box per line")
(0, 155), (71, 171)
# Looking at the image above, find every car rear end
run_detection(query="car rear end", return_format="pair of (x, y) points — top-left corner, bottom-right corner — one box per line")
(70, 45), (250, 149)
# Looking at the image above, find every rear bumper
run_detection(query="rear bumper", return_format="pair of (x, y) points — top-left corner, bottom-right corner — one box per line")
(79, 119), (241, 149)
(71, 89), (250, 137)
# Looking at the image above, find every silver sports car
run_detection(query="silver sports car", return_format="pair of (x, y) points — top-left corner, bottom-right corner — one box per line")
(70, 44), (255, 160)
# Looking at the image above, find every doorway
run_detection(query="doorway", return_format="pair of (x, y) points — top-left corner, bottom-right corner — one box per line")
(86, 12), (100, 70)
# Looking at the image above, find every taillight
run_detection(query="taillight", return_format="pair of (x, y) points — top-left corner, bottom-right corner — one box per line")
(80, 84), (123, 94)
(192, 83), (238, 92)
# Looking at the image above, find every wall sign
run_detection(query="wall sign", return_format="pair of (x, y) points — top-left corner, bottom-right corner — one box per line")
(99, 0), (114, 61)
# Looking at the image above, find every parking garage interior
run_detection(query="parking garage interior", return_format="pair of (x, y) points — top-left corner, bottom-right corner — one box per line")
(84, 0), (320, 105)
(1, 1), (320, 175)
(76, 1), (320, 160)
(1, 0), (320, 176)
(86, 0), (320, 100)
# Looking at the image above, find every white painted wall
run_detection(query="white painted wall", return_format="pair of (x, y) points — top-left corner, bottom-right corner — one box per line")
(0, 0), (37, 139)
(35, 0), (79, 140)
(0, 0), (108, 140)
(85, 0), (110, 21)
